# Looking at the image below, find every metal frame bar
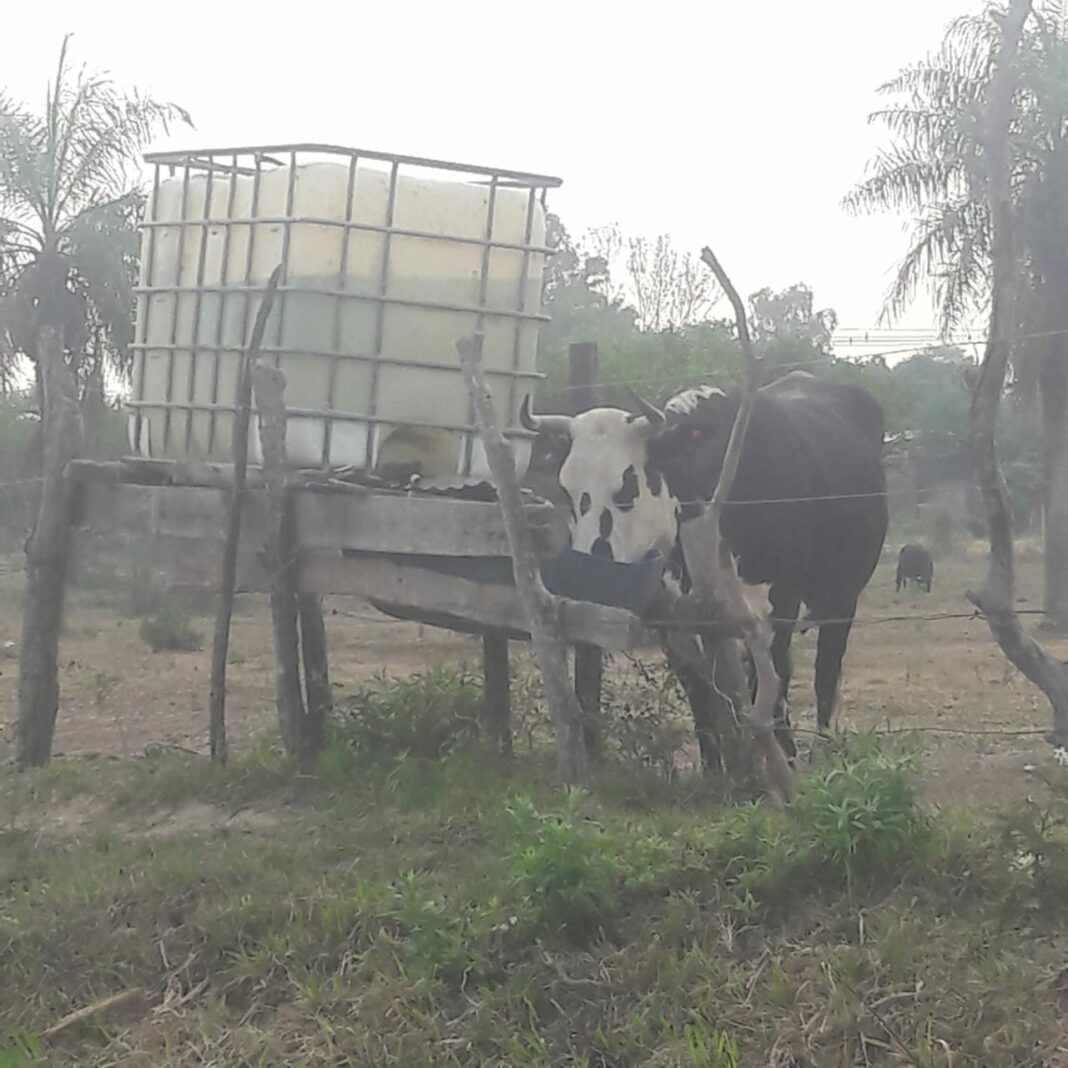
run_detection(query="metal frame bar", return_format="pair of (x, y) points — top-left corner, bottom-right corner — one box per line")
(364, 160), (400, 472)
(124, 398), (536, 438)
(185, 165), (214, 453)
(160, 166), (191, 450)
(144, 142), (562, 189)
(133, 283), (550, 323)
(322, 153), (359, 466)
(129, 341), (542, 379)
(206, 154), (240, 455)
(139, 216), (552, 257)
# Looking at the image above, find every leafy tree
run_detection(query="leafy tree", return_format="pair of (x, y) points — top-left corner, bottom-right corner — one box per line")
(0, 35), (190, 423)
(844, 3), (1068, 623)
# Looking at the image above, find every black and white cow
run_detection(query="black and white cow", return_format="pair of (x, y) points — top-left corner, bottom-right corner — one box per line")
(522, 370), (888, 754)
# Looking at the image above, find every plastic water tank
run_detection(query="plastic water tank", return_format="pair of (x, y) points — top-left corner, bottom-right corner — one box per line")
(129, 157), (550, 480)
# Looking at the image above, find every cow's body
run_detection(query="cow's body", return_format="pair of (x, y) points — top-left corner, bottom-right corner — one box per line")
(896, 543), (933, 592)
(649, 372), (888, 744)
(522, 370), (888, 764)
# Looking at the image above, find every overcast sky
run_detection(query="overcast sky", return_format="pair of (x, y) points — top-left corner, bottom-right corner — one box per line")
(6, 0), (986, 359)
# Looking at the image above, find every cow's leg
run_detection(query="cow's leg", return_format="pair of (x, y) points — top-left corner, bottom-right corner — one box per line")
(661, 630), (722, 773)
(814, 609), (856, 733)
(768, 588), (801, 761)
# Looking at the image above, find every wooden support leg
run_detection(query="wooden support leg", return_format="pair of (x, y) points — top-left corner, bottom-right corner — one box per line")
(299, 593), (331, 757)
(481, 631), (512, 757)
(253, 359), (311, 763)
(209, 266), (281, 764)
(574, 644), (604, 759)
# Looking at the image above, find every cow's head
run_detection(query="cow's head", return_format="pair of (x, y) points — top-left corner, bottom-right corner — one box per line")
(520, 395), (678, 562)
(645, 385), (738, 503)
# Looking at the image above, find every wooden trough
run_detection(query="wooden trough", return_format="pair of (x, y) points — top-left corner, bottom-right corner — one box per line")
(63, 455), (656, 766)
(69, 459), (652, 653)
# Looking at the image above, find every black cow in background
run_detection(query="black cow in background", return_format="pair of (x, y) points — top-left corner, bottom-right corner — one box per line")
(896, 543), (933, 593)
(642, 371), (889, 743)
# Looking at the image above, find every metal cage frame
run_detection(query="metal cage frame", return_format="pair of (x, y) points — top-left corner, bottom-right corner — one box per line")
(128, 142), (563, 472)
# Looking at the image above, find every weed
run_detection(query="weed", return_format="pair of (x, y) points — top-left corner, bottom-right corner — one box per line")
(0, 1031), (43, 1068)
(391, 871), (475, 983)
(331, 664), (481, 764)
(602, 656), (692, 780)
(502, 792), (670, 940)
(681, 1018), (738, 1068)
(138, 603), (203, 653)
(123, 561), (167, 618)
(794, 735), (929, 893)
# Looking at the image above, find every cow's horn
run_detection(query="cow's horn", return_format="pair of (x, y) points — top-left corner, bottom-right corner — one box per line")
(627, 388), (665, 426)
(519, 394), (573, 436)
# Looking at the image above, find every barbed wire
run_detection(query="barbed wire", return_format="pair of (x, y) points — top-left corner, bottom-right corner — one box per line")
(541, 324), (1068, 398)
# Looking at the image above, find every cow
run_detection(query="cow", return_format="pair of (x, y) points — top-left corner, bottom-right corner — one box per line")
(522, 370), (888, 760)
(896, 543), (933, 593)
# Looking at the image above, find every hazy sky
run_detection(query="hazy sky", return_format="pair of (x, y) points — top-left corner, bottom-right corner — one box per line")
(6, 0), (986, 358)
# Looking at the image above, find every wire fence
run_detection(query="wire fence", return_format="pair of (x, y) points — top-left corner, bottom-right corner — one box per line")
(1, 471), (1062, 752)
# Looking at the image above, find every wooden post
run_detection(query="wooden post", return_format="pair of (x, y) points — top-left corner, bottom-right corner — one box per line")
(458, 333), (588, 786)
(298, 593), (331, 756)
(252, 359), (312, 762)
(567, 341), (599, 412)
(481, 631), (512, 756)
(568, 341), (606, 757)
(208, 265), (282, 763)
(687, 247), (795, 801)
(574, 645), (604, 758)
(17, 326), (83, 768)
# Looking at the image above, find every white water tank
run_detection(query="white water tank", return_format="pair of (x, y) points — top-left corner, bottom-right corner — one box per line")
(129, 148), (557, 480)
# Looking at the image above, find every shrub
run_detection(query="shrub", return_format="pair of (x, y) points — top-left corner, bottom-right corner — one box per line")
(794, 737), (929, 893)
(502, 792), (670, 939)
(331, 664), (482, 765)
(138, 603), (203, 653)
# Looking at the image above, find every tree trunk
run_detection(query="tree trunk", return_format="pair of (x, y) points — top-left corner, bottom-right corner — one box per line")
(968, 0), (1068, 747)
(1040, 321), (1068, 629)
(17, 327), (82, 767)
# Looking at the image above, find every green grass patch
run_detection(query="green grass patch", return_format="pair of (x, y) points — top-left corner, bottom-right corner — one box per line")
(2, 681), (1067, 1065)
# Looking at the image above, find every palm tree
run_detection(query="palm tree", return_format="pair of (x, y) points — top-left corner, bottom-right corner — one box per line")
(0, 35), (191, 440)
(845, 3), (1068, 626)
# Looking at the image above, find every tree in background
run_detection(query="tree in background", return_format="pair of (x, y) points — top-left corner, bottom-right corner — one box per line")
(844, 3), (1068, 625)
(0, 35), (190, 457)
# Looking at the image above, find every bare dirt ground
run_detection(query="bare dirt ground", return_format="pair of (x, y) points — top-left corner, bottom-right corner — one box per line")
(1, 541), (1064, 808)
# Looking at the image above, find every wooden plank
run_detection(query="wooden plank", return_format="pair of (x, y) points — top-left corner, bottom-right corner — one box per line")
(297, 554), (648, 652)
(294, 492), (564, 557)
(74, 482), (565, 558)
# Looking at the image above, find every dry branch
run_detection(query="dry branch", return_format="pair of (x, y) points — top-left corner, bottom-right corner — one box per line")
(688, 246), (794, 800)
(209, 263), (283, 762)
(967, 0), (1068, 745)
(42, 988), (146, 1039)
(458, 333), (588, 785)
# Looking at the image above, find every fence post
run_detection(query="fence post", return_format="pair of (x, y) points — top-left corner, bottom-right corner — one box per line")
(208, 265), (282, 763)
(459, 333), (588, 786)
(481, 632), (512, 757)
(568, 341), (605, 757)
(252, 360), (312, 763)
